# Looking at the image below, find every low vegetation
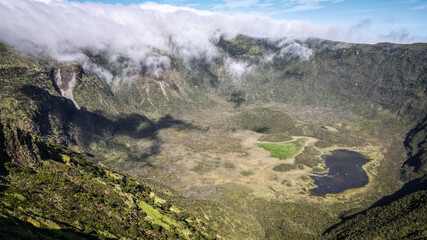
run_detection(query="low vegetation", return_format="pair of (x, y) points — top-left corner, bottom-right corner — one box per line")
(258, 133), (293, 142)
(272, 163), (297, 172)
(295, 146), (323, 168)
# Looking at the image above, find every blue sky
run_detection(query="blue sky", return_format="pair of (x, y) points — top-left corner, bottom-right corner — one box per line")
(68, 0), (427, 38)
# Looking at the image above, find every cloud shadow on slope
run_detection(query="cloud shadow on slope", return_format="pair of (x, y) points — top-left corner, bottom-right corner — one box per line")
(20, 85), (197, 162)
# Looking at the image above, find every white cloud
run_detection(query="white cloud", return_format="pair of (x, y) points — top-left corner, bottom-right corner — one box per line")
(140, 1), (212, 15)
(225, 58), (253, 79)
(278, 39), (313, 60)
(0, 0), (423, 68)
(211, 0), (339, 11)
(144, 55), (172, 79)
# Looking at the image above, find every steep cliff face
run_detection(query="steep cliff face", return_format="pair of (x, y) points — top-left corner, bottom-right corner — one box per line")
(51, 65), (81, 109)
(0, 122), (42, 172)
(402, 115), (427, 181)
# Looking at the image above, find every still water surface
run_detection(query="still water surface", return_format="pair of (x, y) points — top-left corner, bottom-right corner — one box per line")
(310, 150), (369, 195)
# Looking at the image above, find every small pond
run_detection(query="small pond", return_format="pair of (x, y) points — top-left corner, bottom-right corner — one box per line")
(310, 150), (369, 195)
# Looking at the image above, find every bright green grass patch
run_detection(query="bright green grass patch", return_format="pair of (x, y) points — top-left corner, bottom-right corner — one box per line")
(138, 201), (176, 229)
(257, 138), (308, 160)
(137, 200), (192, 239)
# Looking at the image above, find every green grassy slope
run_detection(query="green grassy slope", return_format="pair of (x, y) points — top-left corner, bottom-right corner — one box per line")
(0, 122), (216, 239)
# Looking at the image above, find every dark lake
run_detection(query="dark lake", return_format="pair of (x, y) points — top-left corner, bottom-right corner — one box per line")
(310, 150), (369, 195)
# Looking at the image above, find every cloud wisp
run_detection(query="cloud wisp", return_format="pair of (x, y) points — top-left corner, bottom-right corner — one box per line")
(281, 0), (342, 12)
(412, 4), (427, 10)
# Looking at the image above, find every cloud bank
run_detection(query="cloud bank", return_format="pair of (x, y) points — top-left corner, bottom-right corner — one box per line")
(0, 0), (423, 66)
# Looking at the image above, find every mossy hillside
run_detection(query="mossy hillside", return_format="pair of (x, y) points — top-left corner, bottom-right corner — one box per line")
(342, 110), (408, 139)
(0, 43), (31, 69)
(72, 70), (123, 116)
(0, 43), (116, 146)
(248, 199), (337, 240)
(0, 42), (205, 139)
(216, 37), (427, 124)
(170, 197), (264, 240)
(323, 176), (427, 240)
(257, 138), (307, 160)
(171, 192), (337, 240)
(0, 44), (205, 180)
(216, 35), (277, 62)
(0, 47), (60, 136)
(0, 214), (95, 240)
(224, 107), (302, 135)
(79, 50), (220, 117)
(0, 122), (217, 240)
